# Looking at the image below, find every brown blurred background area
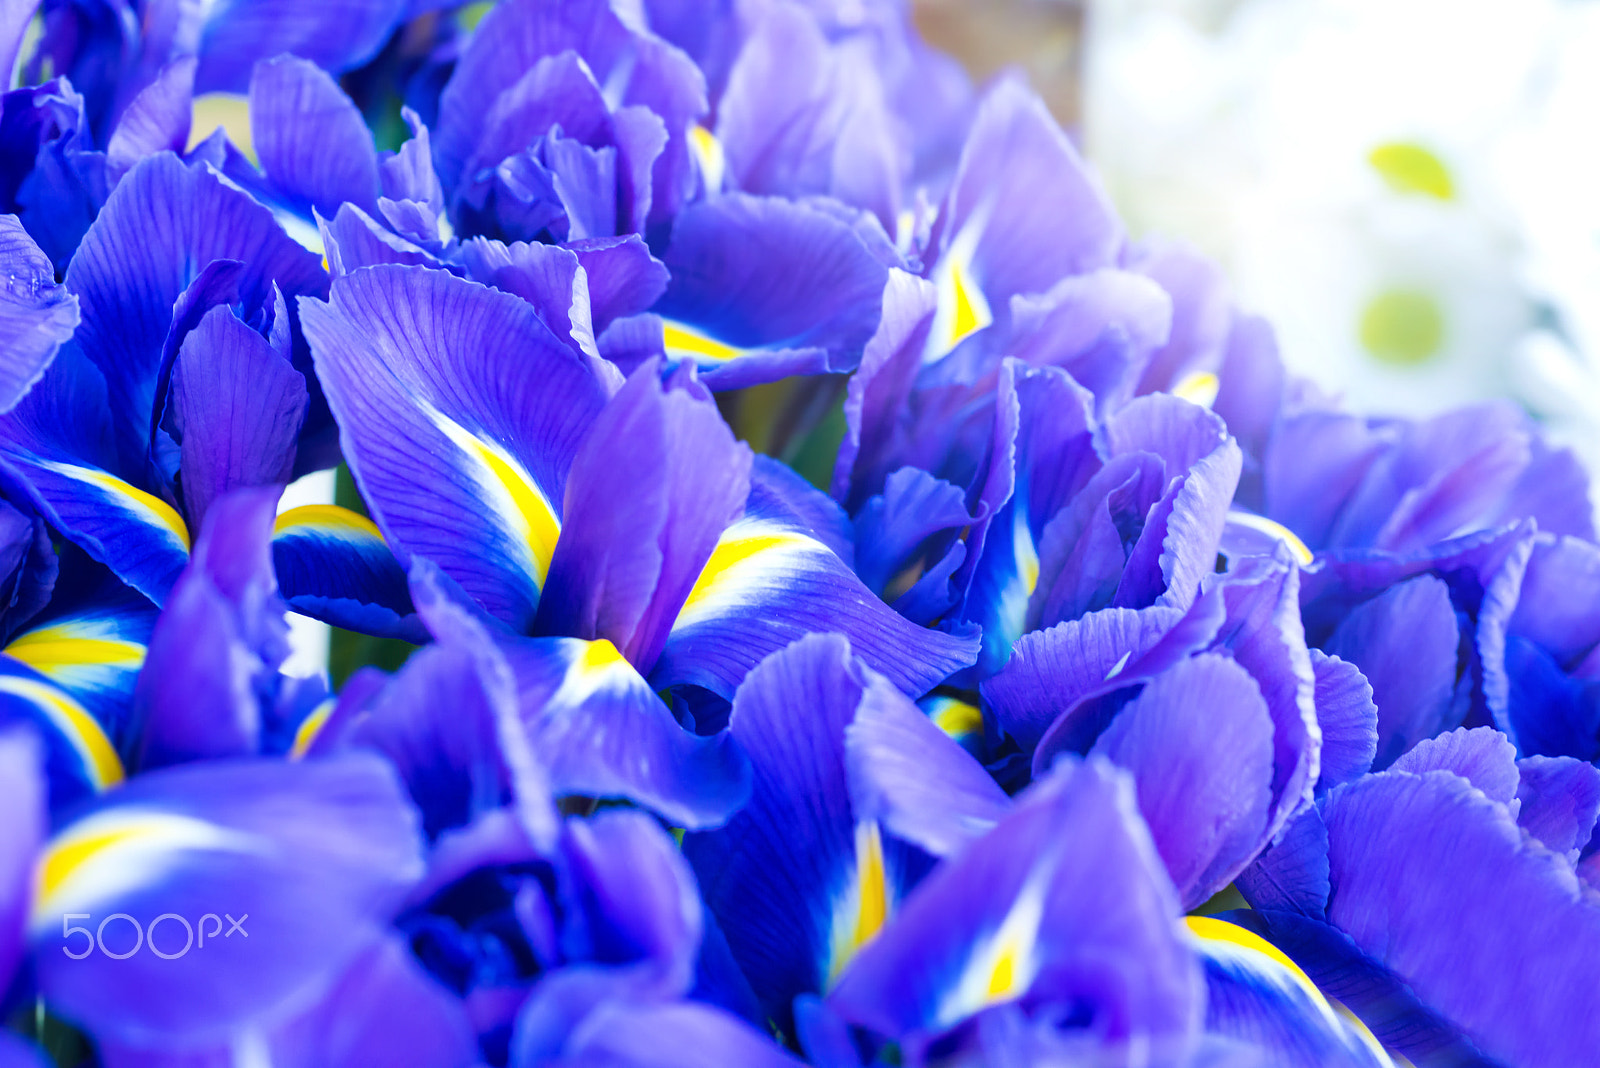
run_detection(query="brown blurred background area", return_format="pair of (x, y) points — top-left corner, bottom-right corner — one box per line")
(912, 0), (1084, 125)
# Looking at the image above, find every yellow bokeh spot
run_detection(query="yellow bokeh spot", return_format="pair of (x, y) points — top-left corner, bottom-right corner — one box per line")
(1172, 371), (1220, 409)
(929, 698), (984, 740)
(1359, 288), (1444, 366)
(189, 93), (255, 164)
(458, 1), (494, 31)
(1368, 142), (1454, 200)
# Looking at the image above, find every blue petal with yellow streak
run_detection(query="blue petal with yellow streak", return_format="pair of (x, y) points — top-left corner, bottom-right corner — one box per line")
(622, 193), (889, 391)
(0, 345), (191, 604)
(684, 634), (929, 1035)
(301, 264), (608, 633)
(4, 586), (157, 751)
(272, 503), (424, 642)
(28, 754), (424, 1050)
(651, 477), (981, 699)
(0, 655), (123, 810)
(827, 757), (1201, 1054)
(499, 634), (750, 830)
(1186, 914), (1394, 1067)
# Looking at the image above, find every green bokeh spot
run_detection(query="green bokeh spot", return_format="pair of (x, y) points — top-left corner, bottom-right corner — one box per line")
(1359, 288), (1444, 367)
(1368, 142), (1455, 200)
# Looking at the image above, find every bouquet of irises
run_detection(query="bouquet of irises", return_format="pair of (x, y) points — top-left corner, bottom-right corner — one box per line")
(0, 1), (1595, 1066)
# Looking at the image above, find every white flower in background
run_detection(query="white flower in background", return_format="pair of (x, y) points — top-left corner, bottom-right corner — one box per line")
(1083, 0), (1600, 479)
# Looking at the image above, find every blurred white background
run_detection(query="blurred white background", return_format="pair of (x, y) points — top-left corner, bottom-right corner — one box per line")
(1078, 0), (1600, 473)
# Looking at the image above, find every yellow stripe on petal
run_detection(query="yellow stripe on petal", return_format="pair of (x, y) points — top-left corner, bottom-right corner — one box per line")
(1225, 510), (1314, 567)
(1186, 915), (1313, 984)
(938, 874), (1046, 1027)
(273, 503), (386, 542)
(288, 697), (338, 760)
(1173, 370), (1220, 409)
(1186, 915), (1390, 1058)
(662, 319), (746, 365)
(6, 626), (145, 673)
(924, 217), (994, 364)
(548, 638), (635, 707)
(672, 521), (822, 631)
(827, 820), (892, 986)
(427, 409), (562, 588)
(689, 125), (727, 192)
(31, 811), (254, 923)
(38, 460), (190, 551)
(0, 672), (122, 791)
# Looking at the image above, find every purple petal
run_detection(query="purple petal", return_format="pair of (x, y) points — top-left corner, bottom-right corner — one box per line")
(1091, 652), (1275, 909)
(195, 0), (406, 93)
(301, 264), (608, 632)
(921, 78), (1120, 362)
(1323, 573), (1462, 768)
(644, 193), (889, 390)
(1028, 452), (1167, 630)
(649, 490), (979, 698)
(271, 504), (423, 642)
(536, 363), (751, 672)
(717, 3), (906, 228)
(0, 728), (43, 993)
(983, 604), (1186, 753)
(1390, 726), (1520, 807)
(1515, 755), (1600, 861)
(844, 670), (1011, 858)
(1211, 313), (1285, 472)
(554, 1000), (806, 1068)
(1506, 534), (1600, 668)
(133, 486), (287, 769)
(1129, 241), (1232, 396)
(321, 203), (444, 275)
(1005, 268), (1172, 411)
(1262, 411), (1391, 553)
(827, 757), (1199, 1055)
(105, 59), (195, 182)
(851, 466), (971, 602)
(1233, 807), (1330, 920)
(683, 634), (917, 1028)
(1309, 651), (1377, 791)
(1113, 438), (1241, 613)
(1189, 918), (1391, 1068)
(1322, 768), (1600, 1066)
(568, 235), (671, 335)
(249, 55), (381, 218)
(171, 305), (307, 526)
(0, 213), (79, 413)
(499, 635), (749, 829)
(1211, 558), (1320, 840)
(32, 754), (424, 1048)
(269, 935), (476, 1068)
(436, 0), (705, 229)
(832, 268), (938, 508)
(66, 152), (326, 474)
(459, 237), (605, 365)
